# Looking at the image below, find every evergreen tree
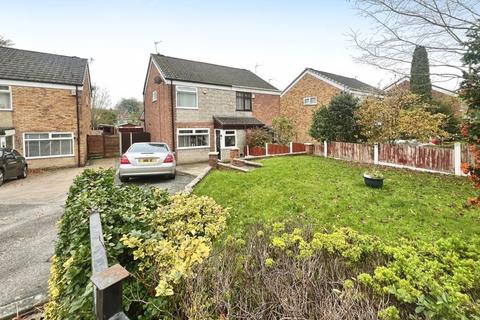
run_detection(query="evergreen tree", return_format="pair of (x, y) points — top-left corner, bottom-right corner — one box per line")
(410, 45), (432, 100)
(310, 92), (362, 142)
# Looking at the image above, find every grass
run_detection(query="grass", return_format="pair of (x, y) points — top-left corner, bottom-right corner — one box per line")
(194, 155), (479, 242)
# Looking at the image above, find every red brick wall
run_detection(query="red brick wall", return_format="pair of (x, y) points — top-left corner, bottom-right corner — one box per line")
(253, 93), (280, 126)
(280, 73), (340, 142)
(144, 61), (174, 149)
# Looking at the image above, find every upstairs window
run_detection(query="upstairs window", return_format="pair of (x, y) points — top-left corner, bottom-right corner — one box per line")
(0, 86), (12, 110)
(176, 86), (197, 109)
(236, 92), (252, 111)
(303, 96), (317, 106)
(152, 90), (158, 102)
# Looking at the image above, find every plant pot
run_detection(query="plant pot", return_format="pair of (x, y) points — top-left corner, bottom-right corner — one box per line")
(363, 174), (384, 188)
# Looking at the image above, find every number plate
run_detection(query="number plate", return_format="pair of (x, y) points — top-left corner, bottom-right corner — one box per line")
(139, 158), (156, 164)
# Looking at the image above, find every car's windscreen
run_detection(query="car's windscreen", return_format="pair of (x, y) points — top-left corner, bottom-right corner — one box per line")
(128, 143), (168, 153)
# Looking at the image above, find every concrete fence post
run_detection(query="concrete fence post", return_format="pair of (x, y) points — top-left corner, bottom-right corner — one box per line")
(323, 141), (328, 157)
(374, 144), (379, 165)
(289, 141), (293, 154)
(454, 142), (462, 176)
(246, 145), (250, 157)
(265, 143), (269, 156)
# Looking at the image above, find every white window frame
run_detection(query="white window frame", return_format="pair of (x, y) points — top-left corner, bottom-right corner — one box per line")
(176, 86), (198, 109)
(177, 128), (210, 149)
(0, 85), (13, 111)
(223, 130), (237, 148)
(23, 132), (75, 159)
(303, 96), (317, 106)
(152, 90), (158, 102)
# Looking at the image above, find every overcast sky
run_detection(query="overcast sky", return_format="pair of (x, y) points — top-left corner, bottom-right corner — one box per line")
(3, 0), (415, 105)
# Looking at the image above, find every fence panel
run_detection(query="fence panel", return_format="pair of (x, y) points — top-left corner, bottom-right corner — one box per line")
(379, 144), (454, 173)
(104, 135), (120, 157)
(87, 135), (104, 157)
(292, 142), (306, 153)
(327, 142), (374, 163)
(247, 146), (266, 156)
(268, 143), (290, 155)
(461, 144), (475, 165)
(313, 144), (324, 156)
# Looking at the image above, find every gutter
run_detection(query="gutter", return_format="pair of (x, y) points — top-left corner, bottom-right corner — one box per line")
(75, 85), (81, 167)
(170, 79), (176, 152)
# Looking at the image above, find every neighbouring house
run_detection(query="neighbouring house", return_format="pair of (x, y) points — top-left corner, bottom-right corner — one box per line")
(383, 76), (466, 115)
(143, 54), (281, 163)
(280, 68), (381, 142)
(0, 47), (91, 169)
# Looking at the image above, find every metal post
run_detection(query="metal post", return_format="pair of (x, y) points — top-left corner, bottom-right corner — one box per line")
(90, 211), (130, 320)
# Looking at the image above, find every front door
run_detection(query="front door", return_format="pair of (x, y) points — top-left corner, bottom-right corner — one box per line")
(215, 129), (221, 160)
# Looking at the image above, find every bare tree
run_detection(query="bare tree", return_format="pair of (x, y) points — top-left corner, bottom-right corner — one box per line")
(91, 86), (115, 129)
(349, 0), (480, 82)
(0, 35), (13, 47)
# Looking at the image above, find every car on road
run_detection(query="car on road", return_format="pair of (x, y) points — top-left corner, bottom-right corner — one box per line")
(118, 142), (176, 182)
(0, 148), (28, 186)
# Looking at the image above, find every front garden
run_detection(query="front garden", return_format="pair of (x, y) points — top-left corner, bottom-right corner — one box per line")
(45, 156), (480, 320)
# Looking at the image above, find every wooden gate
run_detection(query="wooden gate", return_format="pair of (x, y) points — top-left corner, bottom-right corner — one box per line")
(87, 134), (120, 158)
(120, 132), (151, 153)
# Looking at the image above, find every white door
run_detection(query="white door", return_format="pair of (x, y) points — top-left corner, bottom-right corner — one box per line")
(0, 137), (5, 148)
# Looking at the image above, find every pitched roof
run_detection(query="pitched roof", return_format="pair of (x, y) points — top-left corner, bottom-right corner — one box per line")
(383, 76), (457, 96)
(152, 54), (279, 92)
(282, 68), (382, 96)
(0, 47), (88, 86)
(213, 116), (265, 129)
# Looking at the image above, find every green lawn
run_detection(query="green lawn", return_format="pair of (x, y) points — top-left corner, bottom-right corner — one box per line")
(194, 156), (479, 242)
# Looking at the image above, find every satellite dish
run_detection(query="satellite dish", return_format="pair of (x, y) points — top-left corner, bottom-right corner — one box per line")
(154, 76), (162, 84)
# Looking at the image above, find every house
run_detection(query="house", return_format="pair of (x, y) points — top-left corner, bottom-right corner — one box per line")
(280, 68), (381, 142)
(0, 47), (91, 169)
(143, 54), (281, 163)
(383, 76), (466, 115)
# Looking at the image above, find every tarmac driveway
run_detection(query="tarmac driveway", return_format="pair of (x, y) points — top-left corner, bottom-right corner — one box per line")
(0, 159), (204, 318)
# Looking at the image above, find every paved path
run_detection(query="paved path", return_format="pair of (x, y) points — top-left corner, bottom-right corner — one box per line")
(0, 159), (206, 318)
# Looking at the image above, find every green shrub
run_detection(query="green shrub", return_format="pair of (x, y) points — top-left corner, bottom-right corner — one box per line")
(246, 128), (272, 147)
(44, 169), (228, 319)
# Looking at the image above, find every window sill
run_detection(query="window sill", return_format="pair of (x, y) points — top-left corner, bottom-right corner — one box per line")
(25, 154), (75, 160)
(177, 146), (210, 150)
(235, 110), (252, 112)
(0, 109), (13, 112)
(176, 106), (198, 110)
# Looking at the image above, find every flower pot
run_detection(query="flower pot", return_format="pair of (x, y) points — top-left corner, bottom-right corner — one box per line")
(363, 174), (384, 188)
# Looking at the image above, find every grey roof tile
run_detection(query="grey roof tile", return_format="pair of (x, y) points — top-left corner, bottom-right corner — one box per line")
(307, 68), (382, 94)
(0, 47), (87, 86)
(152, 54), (279, 91)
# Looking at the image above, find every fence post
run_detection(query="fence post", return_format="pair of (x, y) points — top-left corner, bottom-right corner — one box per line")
(289, 142), (293, 154)
(374, 144), (379, 165)
(454, 142), (462, 176)
(323, 141), (328, 157)
(90, 211), (130, 320)
(246, 145), (250, 157)
(265, 143), (269, 156)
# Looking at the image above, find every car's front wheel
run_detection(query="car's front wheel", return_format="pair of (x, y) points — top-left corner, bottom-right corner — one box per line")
(119, 175), (129, 183)
(18, 165), (27, 179)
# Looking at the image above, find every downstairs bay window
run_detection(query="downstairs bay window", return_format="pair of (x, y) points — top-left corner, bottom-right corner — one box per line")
(177, 128), (210, 149)
(24, 132), (74, 159)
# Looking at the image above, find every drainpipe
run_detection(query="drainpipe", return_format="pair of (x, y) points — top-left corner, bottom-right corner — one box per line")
(75, 85), (81, 167)
(170, 80), (176, 152)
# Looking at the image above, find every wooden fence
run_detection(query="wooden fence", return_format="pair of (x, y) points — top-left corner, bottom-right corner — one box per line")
(311, 141), (467, 175)
(245, 142), (306, 157)
(87, 134), (120, 158)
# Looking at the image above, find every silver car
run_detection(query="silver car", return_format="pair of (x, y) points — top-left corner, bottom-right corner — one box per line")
(118, 142), (176, 182)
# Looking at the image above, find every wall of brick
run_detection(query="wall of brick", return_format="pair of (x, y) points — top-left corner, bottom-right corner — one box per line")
(280, 73), (339, 142)
(144, 61), (174, 148)
(253, 93), (280, 126)
(78, 74), (92, 166)
(11, 86), (84, 169)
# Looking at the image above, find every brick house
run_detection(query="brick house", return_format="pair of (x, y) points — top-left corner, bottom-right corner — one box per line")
(0, 47), (91, 169)
(383, 76), (466, 115)
(143, 54), (281, 163)
(280, 68), (381, 142)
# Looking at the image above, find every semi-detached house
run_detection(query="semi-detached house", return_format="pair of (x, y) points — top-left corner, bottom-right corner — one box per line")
(0, 47), (91, 169)
(143, 54), (281, 163)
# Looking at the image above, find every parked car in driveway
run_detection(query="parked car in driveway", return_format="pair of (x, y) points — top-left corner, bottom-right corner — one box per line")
(118, 142), (176, 182)
(0, 148), (27, 186)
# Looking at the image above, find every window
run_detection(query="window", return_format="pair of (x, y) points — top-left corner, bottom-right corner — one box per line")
(303, 96), (317, 106)
(224, 130), (236, 147)
(177, 128), (209, 149)
(24, 132), (74, 159)
(176, 86), (197, 109)
(0, 86), (12, 110)
(152, 90), (158, 102)
(236, 92), (252, 111)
